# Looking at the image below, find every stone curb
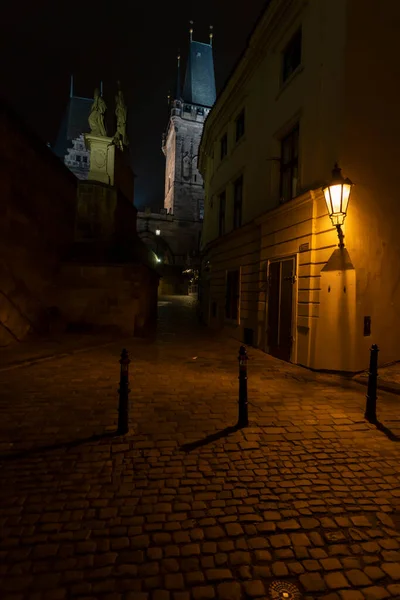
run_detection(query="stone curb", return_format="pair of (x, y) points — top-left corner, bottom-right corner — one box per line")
(353, 374), (400, 397)
(0, 337), (135, 373)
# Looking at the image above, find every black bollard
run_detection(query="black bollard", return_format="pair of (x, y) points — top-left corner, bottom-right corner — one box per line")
(365, 344), (379, 423)
(238, 345), (249, 427)
(118, 348), (131, 434)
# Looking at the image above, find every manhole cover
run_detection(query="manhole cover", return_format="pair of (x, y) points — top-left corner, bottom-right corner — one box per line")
(269, 580), (302, 600)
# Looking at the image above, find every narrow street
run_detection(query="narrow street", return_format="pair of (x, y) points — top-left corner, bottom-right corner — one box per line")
(1, 296), (400, 600)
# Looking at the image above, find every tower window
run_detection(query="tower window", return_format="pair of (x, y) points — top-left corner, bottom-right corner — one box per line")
(220, 133), (228, 160)
(235, 110), (245, 142)
(76, 155), (81, 162)
(82, 156), (88, 163)
(282, 28), (302, 83)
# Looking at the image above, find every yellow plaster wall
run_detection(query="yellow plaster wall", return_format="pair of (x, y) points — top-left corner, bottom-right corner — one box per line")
(337, 0), (400, 368)
(201, 0), (400, 371)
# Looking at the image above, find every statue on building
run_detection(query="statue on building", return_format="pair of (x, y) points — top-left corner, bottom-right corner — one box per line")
(114, 82), (128, 150)
(88, 88), (107, 136)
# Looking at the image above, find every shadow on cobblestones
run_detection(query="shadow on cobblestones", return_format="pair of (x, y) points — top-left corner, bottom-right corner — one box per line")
(0, 430), (121, 462)
(375, 420), (400, 442)
(180, 424), (241, 453)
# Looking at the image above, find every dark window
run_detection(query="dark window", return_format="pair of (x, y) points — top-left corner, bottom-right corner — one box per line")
(225, 270), (240, 321)
(220, 133), (228, 160)
(218, 191), (226, 236)
(235, 110), (245, 141)
(282, 28), (302, 83)
(197, 107), (204, 115)
(280, 125), (299, 202)
(76, 155), (81, 162)
(82, 156), (88, 163)
(233, 175), (243, 229)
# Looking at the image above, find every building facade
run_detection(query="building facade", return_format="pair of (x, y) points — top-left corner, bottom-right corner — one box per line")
(162, 38), (216, 221)
(136, 31), (216, 293)
(54, 80), (92, 180)
(199, 0), (400, 372)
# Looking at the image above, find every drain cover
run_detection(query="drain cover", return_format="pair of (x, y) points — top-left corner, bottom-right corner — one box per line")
(269, 580), (302, 600)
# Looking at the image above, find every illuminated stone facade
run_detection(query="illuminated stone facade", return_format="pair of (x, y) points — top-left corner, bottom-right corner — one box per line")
(64, 134), (90, 180)
(135, 36), (216, 292)
(162, 101), (210, 221)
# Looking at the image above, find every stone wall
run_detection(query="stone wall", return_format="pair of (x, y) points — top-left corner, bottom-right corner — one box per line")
(54, 262), (158, 336)
(0, 100), (77, 346)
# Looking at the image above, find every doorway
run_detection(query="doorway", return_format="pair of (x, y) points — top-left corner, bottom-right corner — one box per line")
(266, 256), (296, 362)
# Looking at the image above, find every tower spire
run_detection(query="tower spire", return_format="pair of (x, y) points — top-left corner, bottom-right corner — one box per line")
(70, 74), (74, 98)
(189, 20), (193, 43)
(209, 25), (213, 46)
(100, 80), (104, 95)
(176, 51), (181, 99)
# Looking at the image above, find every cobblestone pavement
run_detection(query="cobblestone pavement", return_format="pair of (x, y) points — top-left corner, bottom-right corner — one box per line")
(1, 296), (400, 600)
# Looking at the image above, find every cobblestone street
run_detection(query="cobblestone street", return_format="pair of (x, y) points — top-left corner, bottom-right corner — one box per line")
(1, 296), (400, 600)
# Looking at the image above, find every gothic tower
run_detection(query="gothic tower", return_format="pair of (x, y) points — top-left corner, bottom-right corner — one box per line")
(162, 26), (216, 221)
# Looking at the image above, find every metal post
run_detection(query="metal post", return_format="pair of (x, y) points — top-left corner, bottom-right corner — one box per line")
(365, 344), (379, 423)
(238, 345), (249, 427)
(118, 348), (130, 434)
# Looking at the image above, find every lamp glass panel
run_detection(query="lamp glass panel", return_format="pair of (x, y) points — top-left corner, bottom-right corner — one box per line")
(341, 183), (351, 214)
(328, 183), (344, 214)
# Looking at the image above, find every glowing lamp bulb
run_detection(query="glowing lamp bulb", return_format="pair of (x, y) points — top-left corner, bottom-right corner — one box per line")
(322, 163), (353, 227)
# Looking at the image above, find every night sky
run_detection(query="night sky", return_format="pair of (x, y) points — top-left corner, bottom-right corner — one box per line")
(2, 1), (266, 209)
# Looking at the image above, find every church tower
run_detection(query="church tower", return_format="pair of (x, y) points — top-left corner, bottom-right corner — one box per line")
(162, 25), (216, 221)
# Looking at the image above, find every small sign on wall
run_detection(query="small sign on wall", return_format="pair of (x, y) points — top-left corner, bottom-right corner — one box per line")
(364, 316), (371, 336)
(299, 242), (310, 252)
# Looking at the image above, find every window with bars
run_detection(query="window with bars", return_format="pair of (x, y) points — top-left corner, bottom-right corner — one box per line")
(235, 110), (245, 142)
(280, 125), (299, 202)
(225, 269), (240, 321)
(282, 28), (302, 83)
(218, 191), (226, 237)
(233, 175), (243, 229)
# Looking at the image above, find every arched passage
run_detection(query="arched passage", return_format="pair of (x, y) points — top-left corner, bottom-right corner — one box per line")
(138, 230), (174, 265)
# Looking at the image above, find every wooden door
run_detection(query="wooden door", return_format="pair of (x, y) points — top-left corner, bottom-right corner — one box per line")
(267, 258), (295, 361)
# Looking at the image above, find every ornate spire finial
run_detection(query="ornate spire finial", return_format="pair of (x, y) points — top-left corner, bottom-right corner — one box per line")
(209, 25), (214, 46)
(189, 20), (194, 42)
(70, 74), (74, 98)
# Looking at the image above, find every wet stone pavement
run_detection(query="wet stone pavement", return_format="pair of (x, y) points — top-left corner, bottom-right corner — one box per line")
(1, 296), (400, 600)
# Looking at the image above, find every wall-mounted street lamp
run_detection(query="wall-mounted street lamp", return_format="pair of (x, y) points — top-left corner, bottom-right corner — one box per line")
(323, 163), (353, 249)
(155, 229), (161, 236)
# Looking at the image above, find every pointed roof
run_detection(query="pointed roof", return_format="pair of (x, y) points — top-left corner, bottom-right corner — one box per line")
(182, 40), (216, 108)
(53, 95), (92, 159)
